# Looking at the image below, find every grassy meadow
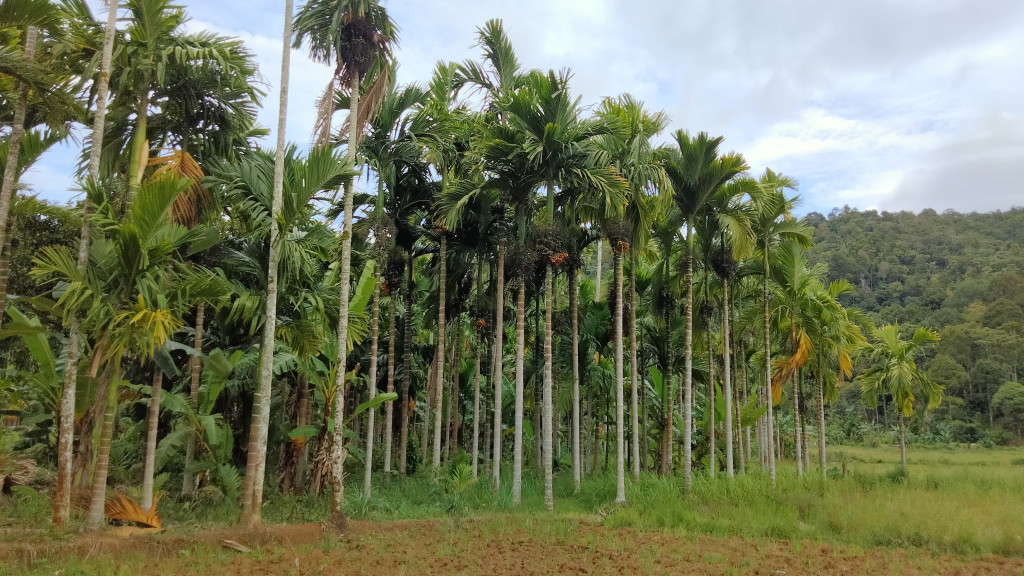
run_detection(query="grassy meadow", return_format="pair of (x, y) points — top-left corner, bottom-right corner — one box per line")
(4, 443), (1023, 563)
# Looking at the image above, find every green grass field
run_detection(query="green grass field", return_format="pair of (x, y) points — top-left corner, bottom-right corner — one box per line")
(4, 443), (1024, 570)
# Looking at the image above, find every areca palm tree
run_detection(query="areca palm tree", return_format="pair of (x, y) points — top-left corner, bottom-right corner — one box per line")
(750, 169), (810, 486)
(695, 177), (757, 478)
(53, 0), (119, 527)
(358, 74), (425, 486)
(293, 0), (398, 528)
(235, 0), (293, 528)
(805, 279), (867, 473)
(860, 325), (943, 475)
(34, 174), (224, 531)
(595, 94), (670, 486)
(486, 69), (625, 508)
(454, 19), (529, 492)
(662, 131), (747, 492)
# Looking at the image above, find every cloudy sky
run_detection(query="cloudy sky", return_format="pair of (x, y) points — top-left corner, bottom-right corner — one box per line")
(27, 0), (1024, 215)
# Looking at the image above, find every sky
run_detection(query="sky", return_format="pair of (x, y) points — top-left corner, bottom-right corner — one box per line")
(26, 0), (1024, 216)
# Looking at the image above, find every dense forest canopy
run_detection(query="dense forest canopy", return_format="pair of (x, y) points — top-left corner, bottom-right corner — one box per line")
(807, 207), (1024, 444)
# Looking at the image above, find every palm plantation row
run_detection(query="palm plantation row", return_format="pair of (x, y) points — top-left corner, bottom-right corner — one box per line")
(0, 0), (944, 532)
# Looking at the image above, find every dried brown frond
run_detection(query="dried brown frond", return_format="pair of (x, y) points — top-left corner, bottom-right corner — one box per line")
(148, 149), (210, 228)
(105, 492), (162, 529)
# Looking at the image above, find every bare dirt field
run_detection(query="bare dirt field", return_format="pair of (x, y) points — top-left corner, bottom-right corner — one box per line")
(4, 517), (1024, 576)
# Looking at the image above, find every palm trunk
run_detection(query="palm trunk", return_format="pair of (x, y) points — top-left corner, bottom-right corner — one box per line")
(792, 328), (803, 478)
(125, 91), (150, 210)
(763, 246), (777, 486)
(141, 368), (163, 512)
(0, 218), (14, 330)
(399, 256), (413, 475)
(491, 240), (505, 490)
(384, 291), (397, 473)
(241, 2), (292, 527)
(534, 291), (542, 478)
(183, 303), (205, 495)
(817, 371), (826, 475)
(471, 331), (482, 478)
(613, 248), (625, 503)
(543, 263), (554, 511)
(363, 282), (381, 499)
(570, 268), (581, 492)
(447, 313), (461, 462)
(86, 355), (122, 531)
(661, 315), (675, 476)
(433, 235), (446, 469)
(707, 312), (716, 478)
(0, 26), (36, 331)
(512, 280), (525, 506)
(55, 0), (118, 527)
(594, 239), (603, 302)
(898, 414), (908, 476)
(723, 279), (734, 478)
(294, 373), (311, 491)
(629, 251), (640, 481)
(682, 228), (694, 492)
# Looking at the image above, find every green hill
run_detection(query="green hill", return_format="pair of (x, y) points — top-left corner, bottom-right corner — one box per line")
(807, 207), (1024, 443)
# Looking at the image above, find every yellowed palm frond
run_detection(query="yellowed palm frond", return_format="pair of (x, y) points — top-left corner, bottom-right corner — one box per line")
(771, 330), (812, 403)
(105, 492), (162, 529)
(148, 149), (209, 228)
(838, 350), (853, 383)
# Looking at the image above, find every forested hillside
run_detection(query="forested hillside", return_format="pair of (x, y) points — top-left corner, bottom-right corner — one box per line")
(807, 207), (1024, 444)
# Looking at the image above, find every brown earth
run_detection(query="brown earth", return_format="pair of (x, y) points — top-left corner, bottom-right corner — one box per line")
(3, 518), (1024, 575)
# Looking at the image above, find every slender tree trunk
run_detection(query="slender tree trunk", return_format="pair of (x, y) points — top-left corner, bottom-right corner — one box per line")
(543, 263), (554, 511)
(182, 303), (204, 495)
(570, 268), (581, 492)
(241, 2), (292, 527)
(707, 312), (716, 478)
(792, 328), (803, 478)
(294, 373), (310, 491)
(534, 290), (542, 478)
(0, 26), (36, 331)
(613, 248), (626, 503)
(512, 281), (526, 506)
(683, 229), (695, 492)
(384, 296), (396, 473)
(629, 251), (640, 481)
(491, 241), (505, 490)
(763, 248), (776, 486)
(661, 315), (675, 476)
(325, 69), (363, 530)
(363, 283), (381, 499)
(55, 0), (118, 527)
(0, 219), (13, 331)
(472, 330), (482, 478)
(141, 368), (162, 512)
(125, 92), (150, 210)
(433, 235), (446, 470)
(817, 371), (826, 475)
(898, 414), (907, 476)
(423, 341), (436, 465)
(641, 342), (649, 472)
(86, 356), (122, 531)
(594, 239), (603, 302)
(447, 313), (461, 462)
(723, 279), (734, 478)
(400, 256), (414, 475)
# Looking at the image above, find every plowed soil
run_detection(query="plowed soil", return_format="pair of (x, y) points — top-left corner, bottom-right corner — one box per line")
(3, 518), (1024, 575)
